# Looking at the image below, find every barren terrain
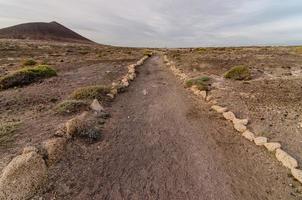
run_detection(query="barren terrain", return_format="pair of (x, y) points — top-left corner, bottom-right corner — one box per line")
(1, 40), (302, 199)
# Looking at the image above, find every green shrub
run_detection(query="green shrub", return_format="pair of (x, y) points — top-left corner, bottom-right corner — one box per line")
(0, 122), (20, 147)
(23, 59), (37, 66)
(185, 76), (210, 91)
(224, 65), (251, 80)
(54, 100), (88, 115)
(0, 65), (57, 90)
(70, 85), (111, 101)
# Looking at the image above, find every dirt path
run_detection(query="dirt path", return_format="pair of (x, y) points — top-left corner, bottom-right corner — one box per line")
(41, 56), (300, 200)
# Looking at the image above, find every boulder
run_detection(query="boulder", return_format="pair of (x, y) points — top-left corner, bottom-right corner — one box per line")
(242, 130), (255, 141)
(264, 142), (281, 152)
(211, 105), (228, 113)
(223, 111), (236, 121)
(291, 168), (302, 184)
(234, 122), (247, 133)
(254, 137), (268, 146)
(275, 149), (298, 169)
(42, 137), (67, 166)
(90, 99), (104, 112)
(0, 151), (48, 200)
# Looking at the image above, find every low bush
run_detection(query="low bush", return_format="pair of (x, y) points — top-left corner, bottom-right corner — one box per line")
(185, 76), (210, 91)
(22, 59), (37, 66)
(0, 65), (57, 90)
(144, 50), (153, 57)
(70, 85), (111, 101)
(295, 47), (302, 54)
(0, 122), (20, 147)
(224, 65), (251, 80)
(54, 100), (88, 115)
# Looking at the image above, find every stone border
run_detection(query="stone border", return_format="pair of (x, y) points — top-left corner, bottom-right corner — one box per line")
(0, 54), (151, 200)
(163, 55), (302, 185)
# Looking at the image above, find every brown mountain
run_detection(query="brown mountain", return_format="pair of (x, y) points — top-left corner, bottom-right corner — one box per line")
(0, 21), (93, 43)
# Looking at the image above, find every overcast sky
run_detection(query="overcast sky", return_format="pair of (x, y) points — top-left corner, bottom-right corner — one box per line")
(0, 0), (302, 47)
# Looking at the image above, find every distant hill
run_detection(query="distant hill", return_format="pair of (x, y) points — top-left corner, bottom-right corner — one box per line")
(0, 21), (93, 43)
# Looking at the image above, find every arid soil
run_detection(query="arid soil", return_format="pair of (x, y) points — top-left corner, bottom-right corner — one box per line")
(166, 47), (302, 164)
(0, 39), (145, 170)
(37, 56), (301, 199)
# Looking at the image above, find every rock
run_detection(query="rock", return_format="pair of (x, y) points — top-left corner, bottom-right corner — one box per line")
(234, 122), (247, 133)
(206, 95), (212, 102)
(143, 89), (148, 95)
(54, 123), (66, 137)
(90, 99), (104, 112)
(264, 142), (281, 152)
(107, 93), (115, 99)
(199, 91), (207, 100)
(211, 105), (228, 113)
(242, 130), (255, 141)
(128, 73), (135, 81)
(254, 137), (268, 146)
(223, 111), (236, 121)
(0, 151), (48, 200)
(233, 118), (249, 126)
(121, 80), (129, 87)
(65, 112), (89, 137)
(22, 146), (38, 154)
(42, 138), (67, 166)
(110, 88), (118, 96)
(291, 168), (302, 183)
(275, 149), (298, 169)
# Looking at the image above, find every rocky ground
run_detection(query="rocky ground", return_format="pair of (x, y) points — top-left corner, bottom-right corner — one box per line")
(166, 47), (302, 164)
(0, 39), (145, 170)
(1, 41), (302, 199)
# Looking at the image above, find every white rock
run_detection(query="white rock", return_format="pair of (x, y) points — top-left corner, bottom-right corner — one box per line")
(242, 130), (255, 141)
(233, 118), (249, 126)
(291, 168), (302, 183)
(143, 89), (148, 95)
(199, 91), (207, 100)
(223, 111), (236, 121)
(264, 142), (281, 152)
(254, 137), (268, 146)
(211, 105), (228, 113)
(275, 149), (298, 169)
(234, 122), (247, 133)
(90, 99), (104, 112)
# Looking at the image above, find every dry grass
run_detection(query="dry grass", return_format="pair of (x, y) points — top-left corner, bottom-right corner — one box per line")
(22, 59), (37, 66)
(224, 65), (251, 80)
(54, 100), (88, 115)
(0, 65), (57, 90)
(0, 121), (20, 147)
(70, 85), (111, 101)
(185, 76), (210, 91)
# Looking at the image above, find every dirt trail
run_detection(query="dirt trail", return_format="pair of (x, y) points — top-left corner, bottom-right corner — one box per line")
(41, 56), (299, 200)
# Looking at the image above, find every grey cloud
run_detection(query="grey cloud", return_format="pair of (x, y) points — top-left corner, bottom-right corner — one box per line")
(0, 0), (301, 47)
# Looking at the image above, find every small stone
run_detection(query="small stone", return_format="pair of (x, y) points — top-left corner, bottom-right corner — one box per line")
(291, 168), (302, 184)
(223, 111), (236, 121)
(234, 122), (247, 133)
(254, 137), (268, 146)
(211, 105), (228, 113)
(42, 138), (67, 166)
(90, 99), (104, 112)
(199, 91), (207, 100)
(22, 146), (38, 154)
(143, 89), (148, 95)
(242, 130), (255, 141)
(275, 149), (298, 169)
(264, 142), (281, 152)
(233, 118), (249, 126)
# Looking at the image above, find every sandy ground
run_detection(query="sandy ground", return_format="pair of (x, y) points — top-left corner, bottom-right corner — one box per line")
(38, 56), (301, 200)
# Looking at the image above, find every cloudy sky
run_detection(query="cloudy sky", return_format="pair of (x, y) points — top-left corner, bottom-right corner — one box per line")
(0, 0), (302, 47)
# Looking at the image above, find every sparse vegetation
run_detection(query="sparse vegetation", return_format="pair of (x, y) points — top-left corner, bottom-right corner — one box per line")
(294, 47), (302, 54)
(0, 65), (57, 90)
(195, 48), (207, 53)
(54, 100), (88, 115)
(70, 85), (111, 101)
(0, 121), (20, 147)
(185, 76), (210, 91)
(144, 50), (153, 57)
(22, 59), (37, 66)
(224, 65), (251, 80)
